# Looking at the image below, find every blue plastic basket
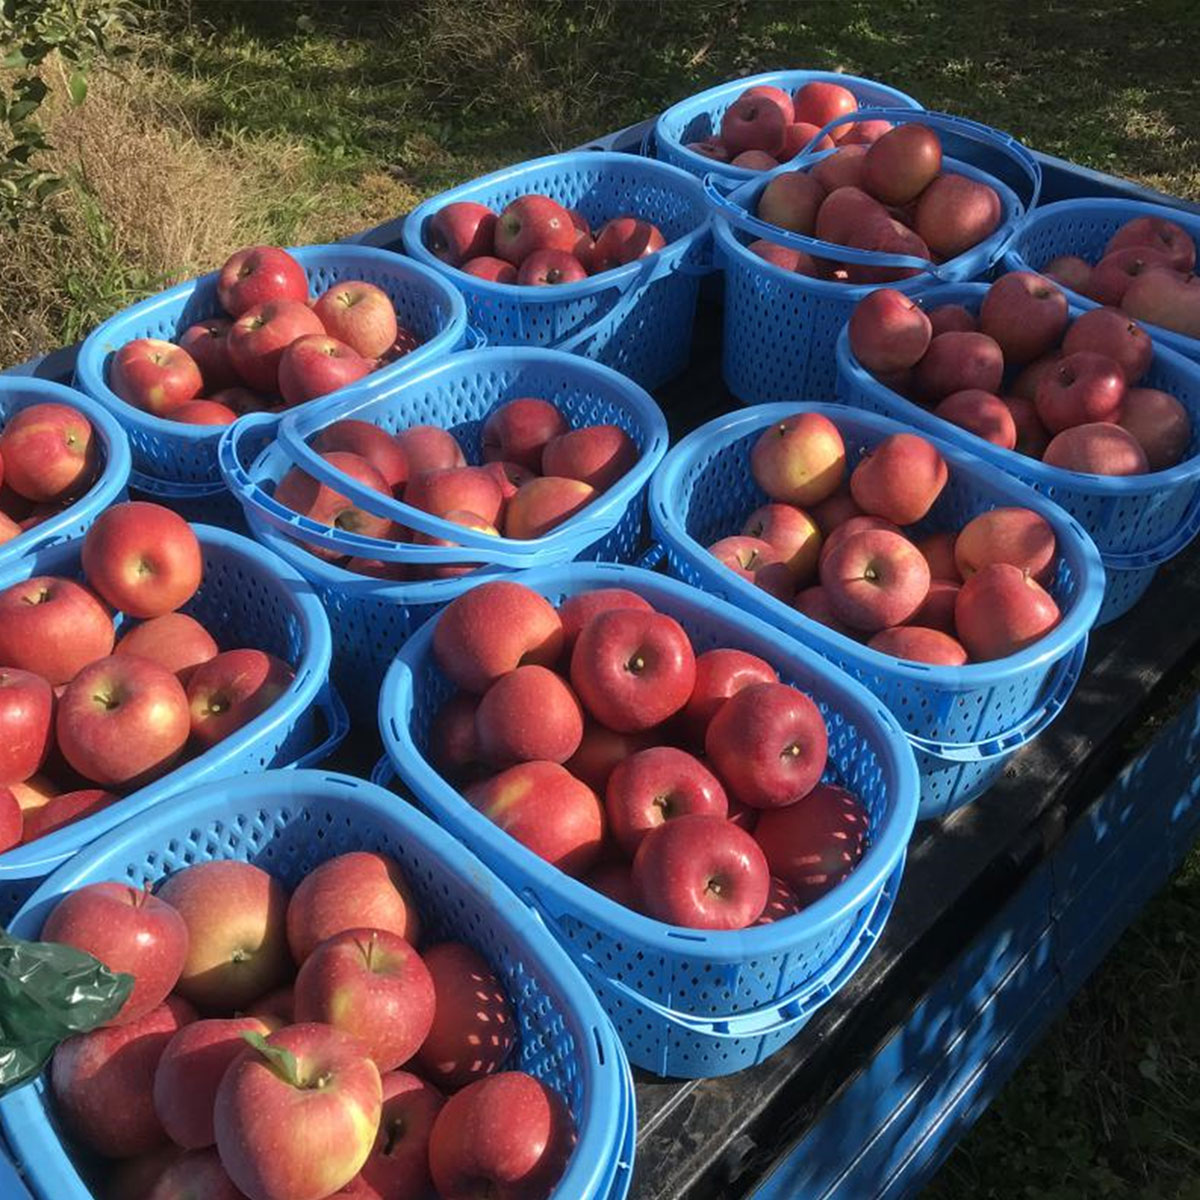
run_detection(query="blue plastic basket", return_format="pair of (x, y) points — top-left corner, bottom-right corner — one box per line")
(649, 403), (1105, 821)
(1003, 197), (1200, 362)
(378, 562), (919, 1078)
(73, 245), (469, 489)
(400, 152), (711, 391)
(0, 1150), (31, 1200)
(835, 283), (1200, 624)
(713, 110), (1042, 403)
(649, 69), (924, 185)
(0, 770), (635, 1200)
(0, 524), (346, 924)
(0, 379), (131, 571)
(126, 470), (249, 534)
(218, 349), (667, 723)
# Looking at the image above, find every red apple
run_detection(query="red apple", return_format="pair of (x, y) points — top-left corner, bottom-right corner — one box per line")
(721, 93), (786, 157)
(394, 425), (466, 476)
(914, 173), (1002, 260)
(1043, 423), (1150, 475)
(0, 511), (21, 546)
(516, 249), (588, 286)
(754, 876), (805, 924)
(187, 649), (294, 748)
(915, 531), (961, 582)
(406, 465), (504, 526)
(927, 303), (978, 336)
(564, 722), (649, 795)
(110, 340), (203, 417)
(818, 516), (904, 568)
(780, 122), (835, 158)
(209, 386), (274, 415)
(247, 987), (294, 1026)
(632, 814), (769, 929)
(1118, 387), (1192, 471)
(1087, 246), (1174, 307)
(707, 535), (795, 601)
(605, 746), (728, 857)
(494, 194), (577, 266)
(741, 503), (821, 582)
(850, 433), (948, 525)
(214, 1023), (382, 1200)
(413, 942), (515, 1093)
(750, 412), (846, 507)
(428, 1072), (571, 1200)
(287, 851), (420, 965)
(504, 477), (596, 539)
(680, 648), (778, 745)
(278, 335), (372, 407)
(147, 1149), (244, 1200)
(585, 859), (642, 909)
(955, 507), (1057, 582)
(868, 625), (968, 665)
(1043, 254), (1094, 294)
(276, 451), (395, 557)
(731, 150), (779, 171)
(1002, 394), (1053, 458)
(153, 1016), (275, 1149)
(912, 331), (1005, 401)
(466, 760), (605, 875)
(116, 613), (218, 686)
(792, 584), (860, 637)
(0, 666), (53, 784)
(811, 144), (869, 192)
(793, 80), (858, 133)
(809, 490), (862, 538)
(82, 501), (203, 619)
(1105, 216), (1196, 273)
(0, 786), (22, 850)
(541, 424), (637, 492)
(744, 84), (795, 124)
(42, 881), (189, 1025)
(705, 681), (828, 809)
(228, 299), (325, 393)
(312, 280), (398, 359)
(169, 399), (237, 426)
(1035, 351), (1127, 433)
(0, 575), (113, 685)
(178, 319), (239, 393)
(955, 563), (1061, 659)
(910, 578), (961, 635)
(345, 1071), (445, 1199)
(820, 528), (931, 633)
(934, 389), (1017, 449)
(217, 246), (308, 318)
(753, 783), (869, 904)
(557, 587), (654, 658)
(0, 402), (98, 502)
(461, 256), (519, 282)
(848, 289), (933, 373)
(482, 398), (567, 471)
(484, 460), (537, 508)
(747, 239), (822, 274)
(428, 202), (498, 266)
(294, 928), (435, 1072)
(862, 122), (942, 206)
(21, 788), (119, 844)
(686, 139), (731, 162)
(158, 860), (292, 1011)
(1122, 266), (1200, 339)
(590, 217), (666, 273)
(51, 997), (196, 1158)
(430, 691), (483, 780)
(1010, 353), (1064, 403)
(57, 655), (189, 787)
(979, 272), (1069, 364)
(1061, 307), (1154, 385)
(842, 119), (893, 145)
(569, 607), (696, 732)
(410, 509), (499, 580)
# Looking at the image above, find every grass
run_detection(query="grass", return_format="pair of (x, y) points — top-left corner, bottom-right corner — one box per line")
(4, 7), (1200, 1186)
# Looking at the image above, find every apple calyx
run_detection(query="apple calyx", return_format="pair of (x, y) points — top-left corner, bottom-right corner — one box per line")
(381, 1115), (407, 1156)
(625, 653), (647, 676)
(704, 874), (729, 898)
(242, 1030), (331, 1090)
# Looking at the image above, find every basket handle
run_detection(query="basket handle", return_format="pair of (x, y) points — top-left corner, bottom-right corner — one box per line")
(519, 860), (900, 1038)
(708, 107), (1042, 276)
(551, 255), (669, 355)
(218, 410), (617, 566)
(906, 637), (1087, 763)
(1099, 484), (1200, 571)
(280, 684), (350, 769)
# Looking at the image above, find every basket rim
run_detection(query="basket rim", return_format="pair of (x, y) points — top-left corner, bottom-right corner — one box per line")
(400, 150), (711, 300)
(648, 401), (1106, 688)
(379, 561), (921, 966)
(0, 769), (629, 1200)
(837, 280), (1200, 496)
(652, 68), (924, 182)
(72, 244), (469, 446)
(0, 378), (132, 568)
(0, 522), (332, 878)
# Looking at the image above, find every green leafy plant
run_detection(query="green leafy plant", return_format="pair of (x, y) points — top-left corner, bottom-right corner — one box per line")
(0, 0), (130, 229)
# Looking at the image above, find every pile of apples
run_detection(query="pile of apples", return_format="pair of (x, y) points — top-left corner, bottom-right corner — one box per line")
(746, 121), (1003, 283)
(38, 847), (572, 1200)
(426, 578), (871, 931)
(426, 194), (667, 285)
(849, 275), (1193, 475)
(704, 413), (1064, 666)
(0, 502), (295, 851)
(0, 401), (100, 549)
(109, 245), (421, 426)
(685, 78), (893, 169)
(275, 398), (638, 580)
(1043, 214), (1200, 340)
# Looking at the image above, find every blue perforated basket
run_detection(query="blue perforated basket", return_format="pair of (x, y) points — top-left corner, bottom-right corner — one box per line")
(0, 770), (635, 1200)
(401, 153), (711, 390)
(0, 1150), (31, 1200)
(378, 562), (919, 1078)
(835, 283), (1200, 624)
(73, 245), (469, 489)
(713, 110), (1041, 403)
(1003, 197), (1200, 362)
(0, 525), (346, 924)
(649, 403), (1105, 821)
(219, 348), (666, 722)
(649, 69), (923, 184)
(0, 379), (131, 571)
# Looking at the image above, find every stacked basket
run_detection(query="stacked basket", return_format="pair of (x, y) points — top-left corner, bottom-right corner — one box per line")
(708, 109), (1042, 401)
(218, 347), (668, 723)
(0, 770), (636, 1200)
(401, 152), (712, 390)
(649, 403), (1106, 820)
(377, 562), (921, 1078)
(73, 246), (468, 524)
(835, 284), (1200, 622)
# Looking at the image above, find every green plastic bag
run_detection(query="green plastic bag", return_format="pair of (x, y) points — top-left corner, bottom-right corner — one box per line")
(0, 930), (132, 1096)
